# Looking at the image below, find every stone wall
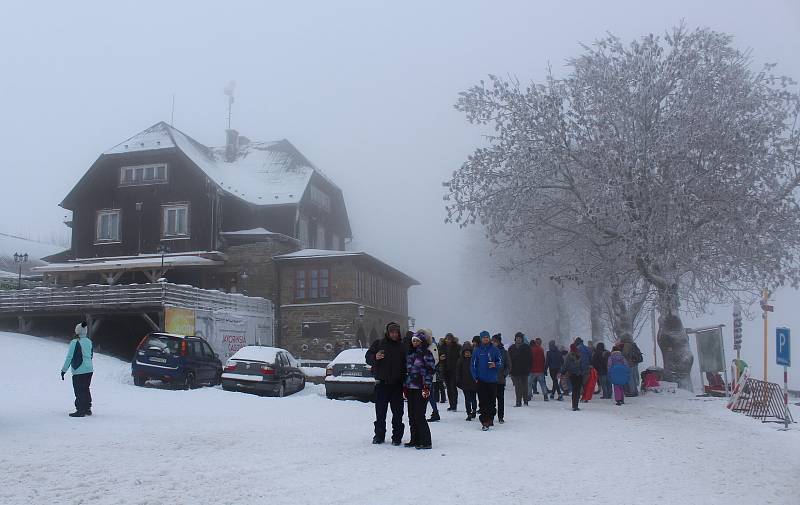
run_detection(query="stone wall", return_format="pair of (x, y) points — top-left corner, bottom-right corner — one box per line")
(224, 239), (300, 302)
(280, 302), (409, 360)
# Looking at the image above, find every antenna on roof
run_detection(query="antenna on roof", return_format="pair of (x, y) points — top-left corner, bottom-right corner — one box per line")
(223, 80), (236, 129)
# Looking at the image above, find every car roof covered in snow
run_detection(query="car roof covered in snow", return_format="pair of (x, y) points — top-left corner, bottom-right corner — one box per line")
(229, 346), (285, 363)
(328, 348), (369, 366)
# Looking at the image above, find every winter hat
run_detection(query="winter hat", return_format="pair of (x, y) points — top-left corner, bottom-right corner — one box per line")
(479, 330), (491, 339)
(491, 333), (502, 343)
(74, 322), (87, 337)
(385, 322), (401, 335)
(445, 332), (454, 338)
(574, 337), (584, 345)
(514, 331), (525, 340)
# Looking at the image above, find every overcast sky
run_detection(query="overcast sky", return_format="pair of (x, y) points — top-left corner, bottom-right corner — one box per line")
(2, 0), (799, 383)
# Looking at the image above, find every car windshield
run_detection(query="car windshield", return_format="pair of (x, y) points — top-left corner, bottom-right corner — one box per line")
(142, 335), (182, 354)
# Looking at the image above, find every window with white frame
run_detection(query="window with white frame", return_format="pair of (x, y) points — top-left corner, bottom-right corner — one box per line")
(96, 209), (121, 243)
(120, 163), (168, 186)
(162, 204), (189, 238)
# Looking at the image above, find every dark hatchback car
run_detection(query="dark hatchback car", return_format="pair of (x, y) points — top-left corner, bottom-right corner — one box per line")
(325, 348), (375, 400)
(131, 333), (222, 389)
(221, 346), (305, 397)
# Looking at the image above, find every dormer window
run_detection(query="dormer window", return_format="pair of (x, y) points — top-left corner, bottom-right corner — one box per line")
(120, 163), (168, 186)
(309, 185), (330, 212)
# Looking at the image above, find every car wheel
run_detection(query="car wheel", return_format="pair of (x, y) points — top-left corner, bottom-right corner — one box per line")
(133, 376), (146, 387)
(299, 377), (306, 391)
(211, 371), (222, 386)
(326, 392), (338, 400)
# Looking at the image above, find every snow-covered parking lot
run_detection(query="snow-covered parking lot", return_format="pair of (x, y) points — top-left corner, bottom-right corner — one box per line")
(1, 331), (798, 505)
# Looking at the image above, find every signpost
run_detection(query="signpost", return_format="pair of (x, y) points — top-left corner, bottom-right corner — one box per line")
(776, 327), (791, 430)
(761, 288), (773, 382)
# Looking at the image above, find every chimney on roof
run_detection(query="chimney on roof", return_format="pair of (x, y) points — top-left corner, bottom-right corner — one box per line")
(225, 129), (239, 162)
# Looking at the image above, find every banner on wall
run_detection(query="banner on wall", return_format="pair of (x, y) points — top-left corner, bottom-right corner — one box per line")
(164, 306), (196, 336)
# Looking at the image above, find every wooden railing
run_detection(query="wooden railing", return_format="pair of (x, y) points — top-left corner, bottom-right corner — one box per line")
(0, 282), (270, 315)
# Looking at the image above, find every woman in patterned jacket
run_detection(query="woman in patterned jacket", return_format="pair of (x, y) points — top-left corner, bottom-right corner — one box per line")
(405, 330), (436, 450)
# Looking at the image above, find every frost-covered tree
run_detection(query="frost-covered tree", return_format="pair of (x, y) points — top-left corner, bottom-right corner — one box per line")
(445, 25), (800, 389)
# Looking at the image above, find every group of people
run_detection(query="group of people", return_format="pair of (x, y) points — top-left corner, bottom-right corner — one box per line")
(366, 322), (645, 448)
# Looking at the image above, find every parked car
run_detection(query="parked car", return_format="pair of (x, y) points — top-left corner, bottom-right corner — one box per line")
(325, 348), (375, 400)
(131, 333), (222, 389)
(221, 346), (305, 397)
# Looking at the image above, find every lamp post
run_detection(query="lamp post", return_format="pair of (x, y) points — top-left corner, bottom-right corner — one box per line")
(240, 271), (249, 295)
(156, 245), (170, 281)
(13, 252), (28, 290)
(408, 316), (415, 331)
(357, 305), (365, 347)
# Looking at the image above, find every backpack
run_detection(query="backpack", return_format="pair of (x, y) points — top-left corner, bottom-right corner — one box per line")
(71, 339), (84, 370)
(629, 343), (643, 364)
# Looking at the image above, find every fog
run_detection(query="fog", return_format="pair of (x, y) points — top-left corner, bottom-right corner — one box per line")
(1, 1), (799, 384)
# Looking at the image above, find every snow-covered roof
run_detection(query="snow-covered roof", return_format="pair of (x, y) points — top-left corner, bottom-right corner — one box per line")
(275, 249), (362, 260)
(32, 254), (222, 273)
(229, 346), (282, 363)
(104, 123), (176, 154)
(100, 122), (337, 207)
(0, 233), (65, 261)
(328, 348), (369, 366)
(274, 249), (420, 286)
(220, 227), (277, 236)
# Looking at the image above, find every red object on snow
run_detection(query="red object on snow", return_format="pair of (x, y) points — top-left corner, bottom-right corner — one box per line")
(582, 368), (598, 401)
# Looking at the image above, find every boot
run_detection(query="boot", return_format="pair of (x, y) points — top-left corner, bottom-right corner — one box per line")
(428, 411), (440, 422)
(68, 411), (85, 418)
(372, 435), (385, 445)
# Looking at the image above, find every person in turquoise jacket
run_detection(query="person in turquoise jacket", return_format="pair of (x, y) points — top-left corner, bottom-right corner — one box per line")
(61, 322), (94, 417)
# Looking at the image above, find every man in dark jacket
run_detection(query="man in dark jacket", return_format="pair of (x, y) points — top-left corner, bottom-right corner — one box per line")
(491, 334), (509, 423)
(592, 342), (611, 399)
(439, 333), (461, 411)
(365, 322), (408, 445)
(507, 332), (531, 407)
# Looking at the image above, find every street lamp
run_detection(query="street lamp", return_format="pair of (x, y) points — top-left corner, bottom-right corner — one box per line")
(156, 245), (170, 281)
(408, 316), (415, 330)
(13, 252), (28, 290)
(357, 305), (365, 347)
(240, 271), (249, 295)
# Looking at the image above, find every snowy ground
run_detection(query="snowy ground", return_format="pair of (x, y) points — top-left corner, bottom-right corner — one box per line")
(2, 331), (798, 505)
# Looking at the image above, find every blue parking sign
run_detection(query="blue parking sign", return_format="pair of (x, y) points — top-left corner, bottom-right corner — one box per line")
(776, 327), (791, 367)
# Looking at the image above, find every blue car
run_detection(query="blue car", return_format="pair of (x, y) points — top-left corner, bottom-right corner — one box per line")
(132, 333), (222, 389)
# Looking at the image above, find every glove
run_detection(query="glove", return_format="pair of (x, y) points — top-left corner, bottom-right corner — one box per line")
(61, 371), (65, 380)
(422, 386), (431, 399)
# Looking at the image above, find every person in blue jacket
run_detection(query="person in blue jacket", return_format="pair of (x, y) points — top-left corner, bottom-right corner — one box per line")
(471, 331), (502, 431)
(61, 322), (94, 417)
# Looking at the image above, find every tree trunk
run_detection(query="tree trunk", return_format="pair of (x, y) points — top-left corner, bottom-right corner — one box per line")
(553, 279), (570, 347)
(656, 287), (694, 391)
(587, 282), (604, 346)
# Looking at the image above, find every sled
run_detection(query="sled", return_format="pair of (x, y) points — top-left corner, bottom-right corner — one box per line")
(582, 368), (598, 401)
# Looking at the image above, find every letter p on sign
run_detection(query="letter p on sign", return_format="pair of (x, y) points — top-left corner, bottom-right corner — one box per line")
(776, 327), (791, 367)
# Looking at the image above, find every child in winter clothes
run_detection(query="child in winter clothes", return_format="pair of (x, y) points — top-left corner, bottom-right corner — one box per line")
(405, 331), (436, 449)
(608, 348), (630, 406)
(456, 343), (478, 420)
